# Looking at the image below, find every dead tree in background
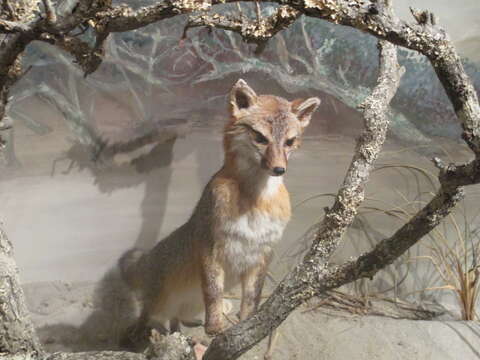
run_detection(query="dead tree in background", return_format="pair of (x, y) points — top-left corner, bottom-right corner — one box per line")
(0, 0), (479, 359)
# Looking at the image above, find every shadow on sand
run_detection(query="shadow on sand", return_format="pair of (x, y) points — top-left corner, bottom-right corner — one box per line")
(36, 123), (222, 352)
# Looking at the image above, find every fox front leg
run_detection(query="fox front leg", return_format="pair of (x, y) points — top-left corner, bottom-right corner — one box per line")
(239, 262), (268, 320)
(201, 256), (225, 335)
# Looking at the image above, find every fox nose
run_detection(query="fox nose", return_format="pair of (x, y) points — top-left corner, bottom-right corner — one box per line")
(272, 167), (286, 176)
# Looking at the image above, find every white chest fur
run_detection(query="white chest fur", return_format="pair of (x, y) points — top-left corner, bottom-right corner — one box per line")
(221, 209), (287, 274)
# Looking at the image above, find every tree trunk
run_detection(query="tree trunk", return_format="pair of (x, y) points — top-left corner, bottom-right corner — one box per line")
(0, 226), (43, 355)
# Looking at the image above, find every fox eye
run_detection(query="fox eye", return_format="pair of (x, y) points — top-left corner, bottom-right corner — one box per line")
(285, 137), (296, 147)
(254, 132), (269, 145)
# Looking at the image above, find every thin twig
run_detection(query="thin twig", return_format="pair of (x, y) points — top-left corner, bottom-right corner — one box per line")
(42, 0), (57, 25)
(255, 1), (261, 22)
(2, 0), (15, 20)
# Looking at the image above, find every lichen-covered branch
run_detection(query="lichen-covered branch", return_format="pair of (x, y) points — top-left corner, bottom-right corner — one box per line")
(305, 39), (404, 265)
(95, 0), (211, 33)
(42, 331), (196, 360)
(1, 0), (16, 20)
(0, 332), (196, 360)
(335, 187), (464, 285)
(183, 6), (300, 53)
(41, 0), (57, 25)
(205, 39), (403, 360)
(38, 33), (107, 76)
(0, 227), (43, 356)
(0, 19), (31, 33)
(0, 33), (31, 150)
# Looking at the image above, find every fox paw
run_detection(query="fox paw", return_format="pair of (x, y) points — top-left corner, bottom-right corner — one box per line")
(223, 299), (233, 315)
(119, 324), (153, 352)
(205, 322), (225, 337)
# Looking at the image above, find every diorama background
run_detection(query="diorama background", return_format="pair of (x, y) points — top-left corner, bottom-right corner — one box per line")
(1, 1), (480, 345)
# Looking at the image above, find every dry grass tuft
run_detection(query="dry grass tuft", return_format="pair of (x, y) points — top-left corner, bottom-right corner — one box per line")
(290, 151), (480, 320)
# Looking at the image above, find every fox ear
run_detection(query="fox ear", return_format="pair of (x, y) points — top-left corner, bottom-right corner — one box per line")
(292, 97), (321, 128)
(229, 79), (257, 117)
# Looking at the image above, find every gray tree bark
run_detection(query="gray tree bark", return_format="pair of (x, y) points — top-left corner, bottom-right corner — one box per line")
(0, 226), (42, 356)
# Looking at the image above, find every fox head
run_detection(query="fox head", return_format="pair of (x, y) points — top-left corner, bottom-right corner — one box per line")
(224, 79), (320, 177)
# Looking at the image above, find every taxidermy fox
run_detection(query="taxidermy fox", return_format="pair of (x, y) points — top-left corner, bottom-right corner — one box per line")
(120, 79), (320, 340)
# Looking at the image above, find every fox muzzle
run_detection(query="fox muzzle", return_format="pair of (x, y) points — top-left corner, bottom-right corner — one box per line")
(262, 145), (287, 176)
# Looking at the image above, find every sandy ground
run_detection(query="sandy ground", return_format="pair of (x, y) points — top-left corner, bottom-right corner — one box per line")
(22, 278), (480, 359)
(3, 95), (480, 357)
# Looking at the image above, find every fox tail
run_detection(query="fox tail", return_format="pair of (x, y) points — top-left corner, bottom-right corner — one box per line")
(118, 248), (145, 289)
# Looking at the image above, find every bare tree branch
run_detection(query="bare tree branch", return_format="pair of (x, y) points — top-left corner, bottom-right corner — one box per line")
(1, 0), (16, 20)
(307, 42), (404, 263)
(0, 19), (31, 33)
(42, 0), (57, 25)
(0, 33), (31, 149)
(255, 1), (262, 22)
(0, 227), (43, 355)
(183, 6), (300, 53)
(97, 0), (212, 33)
(38, 32), (107, 76)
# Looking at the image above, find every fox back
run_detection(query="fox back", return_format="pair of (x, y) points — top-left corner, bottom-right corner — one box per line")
(119, 79), (320, 341)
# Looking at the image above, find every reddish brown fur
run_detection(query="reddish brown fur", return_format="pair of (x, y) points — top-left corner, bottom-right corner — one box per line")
(210, 170), (291, 220)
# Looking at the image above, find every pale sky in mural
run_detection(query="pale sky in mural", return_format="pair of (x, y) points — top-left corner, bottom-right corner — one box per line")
(395, 0), (480, 61)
